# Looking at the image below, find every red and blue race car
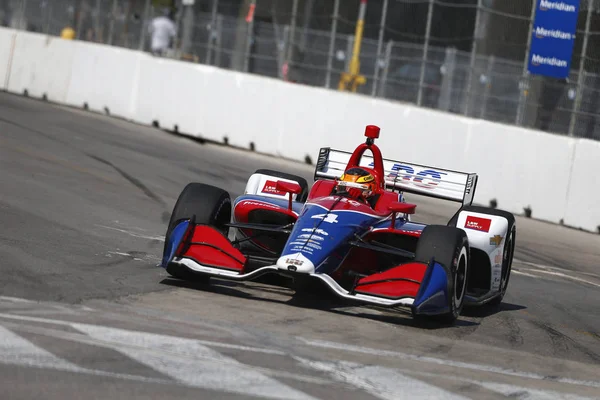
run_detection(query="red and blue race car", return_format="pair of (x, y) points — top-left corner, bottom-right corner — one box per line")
(160, 125), (516, 323)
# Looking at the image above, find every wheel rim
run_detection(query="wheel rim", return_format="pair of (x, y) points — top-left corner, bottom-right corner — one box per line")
(454, 246), (468, 305)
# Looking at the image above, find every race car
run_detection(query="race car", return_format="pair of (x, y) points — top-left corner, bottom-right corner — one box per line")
(160, 125), (516, 323)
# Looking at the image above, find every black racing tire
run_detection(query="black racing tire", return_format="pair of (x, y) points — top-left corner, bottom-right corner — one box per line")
(163, 183), (231, 280)
(254, 169), (309, 203)
(413, 225), (470, 324)
(447, 205), (516, 307)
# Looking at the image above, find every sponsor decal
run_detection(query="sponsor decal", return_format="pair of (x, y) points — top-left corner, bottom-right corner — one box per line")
(531, 54), (568, 68)
(494, 253), (503, 264)
(302, 228), (328, 236)
(296, 233), (326, 242)
(492, 266), (502, 288)
(291, 244), (312, 254)
(398, 229), (421, 236)
(539, 0), (576, 12)
(291, 238), (322, 246)
(285, 258), (304, 266)
(338, 197), (363, 207)
(311, 213), (339, 224)
(372, 162), (448, 190)
(534, 26), (574, 40)
(239, 200), (280, 209)
(489, 235), (503, 247)
(464, 216), (492, 232)
(261, 180), (287, 196)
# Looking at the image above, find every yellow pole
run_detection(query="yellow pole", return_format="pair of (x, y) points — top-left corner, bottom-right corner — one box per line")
(339, 0), (367, 92)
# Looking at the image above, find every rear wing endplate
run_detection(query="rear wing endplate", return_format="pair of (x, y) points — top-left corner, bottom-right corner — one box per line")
(314, 148), (477, 206)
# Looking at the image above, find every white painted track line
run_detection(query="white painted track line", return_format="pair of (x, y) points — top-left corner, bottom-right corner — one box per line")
(297, 358), (469, 400)
(0, 325), (81, 371)
(0, 325), (175, 385)
(297, 338), (600, 389)
(73, 324), (318, 400)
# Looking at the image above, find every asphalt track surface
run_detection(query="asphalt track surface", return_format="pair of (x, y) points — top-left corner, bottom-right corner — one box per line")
(1, 92), (599, 399)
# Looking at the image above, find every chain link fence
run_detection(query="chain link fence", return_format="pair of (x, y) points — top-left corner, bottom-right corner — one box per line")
(2, 0), (600, 140)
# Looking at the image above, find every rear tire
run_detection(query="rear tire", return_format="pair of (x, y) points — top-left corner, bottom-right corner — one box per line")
(413, 225), (470, 324)
(254, 169), (309, 202)
(163, 183), (231, 281)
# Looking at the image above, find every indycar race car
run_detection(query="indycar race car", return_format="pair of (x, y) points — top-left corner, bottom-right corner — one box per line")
(160, 125), (516, 323)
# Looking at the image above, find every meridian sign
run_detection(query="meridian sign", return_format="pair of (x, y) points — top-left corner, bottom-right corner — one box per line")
(527, 0), (580, 78)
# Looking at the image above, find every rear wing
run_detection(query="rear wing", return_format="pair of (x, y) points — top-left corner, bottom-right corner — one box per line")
(314, 148), (477, 206)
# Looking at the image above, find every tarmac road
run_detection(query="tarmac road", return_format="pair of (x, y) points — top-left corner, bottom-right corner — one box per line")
(0, 92), (599, 399)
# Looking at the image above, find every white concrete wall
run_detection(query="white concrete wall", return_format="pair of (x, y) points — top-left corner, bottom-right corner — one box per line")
(66, 41), (140, 120)
(564, 138), (600, 231)
(0, 28), (597, 232)
(0, 27), (15, 91)
(7, 32), (74, 103)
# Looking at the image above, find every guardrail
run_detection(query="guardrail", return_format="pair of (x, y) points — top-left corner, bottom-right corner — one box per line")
(0, 27), (597, 233)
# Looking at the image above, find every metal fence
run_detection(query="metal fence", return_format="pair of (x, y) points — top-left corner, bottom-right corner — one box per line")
(2, 0), (600, 140)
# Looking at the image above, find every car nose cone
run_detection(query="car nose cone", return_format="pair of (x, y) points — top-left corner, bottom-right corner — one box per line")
(276, 253), (315, 274)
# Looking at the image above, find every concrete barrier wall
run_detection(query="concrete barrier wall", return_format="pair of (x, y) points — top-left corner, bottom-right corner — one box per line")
(564, 138), (600, 231)
(0, 27), (15, 91)
(0, 28), (597, 232)
(7, 32), (74, 103)
(66, 42), (140, 120)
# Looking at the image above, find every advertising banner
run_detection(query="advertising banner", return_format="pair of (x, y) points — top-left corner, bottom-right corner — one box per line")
(527, 0), (580, 78)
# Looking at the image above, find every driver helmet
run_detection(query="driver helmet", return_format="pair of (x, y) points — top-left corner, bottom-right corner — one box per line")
(337, 167), (376, 200)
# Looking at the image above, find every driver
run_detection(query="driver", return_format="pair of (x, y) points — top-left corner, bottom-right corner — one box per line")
(334, 167), (378, 206)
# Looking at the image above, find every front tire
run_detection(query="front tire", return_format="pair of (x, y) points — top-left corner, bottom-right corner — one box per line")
(163, 183), (231, 281)
(413, 225), (470, 324)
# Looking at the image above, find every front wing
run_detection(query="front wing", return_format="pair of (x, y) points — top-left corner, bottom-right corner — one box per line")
(161, 219), (457, 317)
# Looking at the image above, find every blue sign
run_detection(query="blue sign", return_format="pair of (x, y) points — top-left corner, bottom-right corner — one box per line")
(527, 0), (580, 78)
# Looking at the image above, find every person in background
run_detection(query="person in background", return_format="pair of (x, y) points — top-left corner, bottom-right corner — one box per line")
(149, 8), (177, 57)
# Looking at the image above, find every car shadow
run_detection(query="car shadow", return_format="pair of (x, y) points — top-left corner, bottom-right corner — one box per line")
(160, 277), (480, 329)
(461, 302), (527, 318)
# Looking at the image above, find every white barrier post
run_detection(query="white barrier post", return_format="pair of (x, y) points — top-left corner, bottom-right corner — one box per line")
(108, 0), (117, 45)
(206, 0), (219, 65)
(568, 0), (594, 137)
(371, 0), (388, 97)
(417, 0), (433, 107)
(243, 0), (256, 72)
(515, 3), (536, 126)
(378, 40), (393, 98)
(464, 0), (483, 116)
(138, 0), (151, 51)
(325, 0), (339, 88)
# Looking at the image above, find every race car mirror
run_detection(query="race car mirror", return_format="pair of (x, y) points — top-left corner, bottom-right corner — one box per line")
(388, 202), (417, 228)
(389, 202), (417, 214)
(276, 181), (302, 211)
